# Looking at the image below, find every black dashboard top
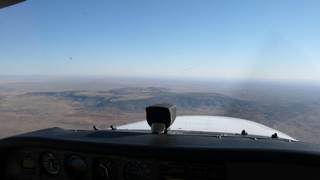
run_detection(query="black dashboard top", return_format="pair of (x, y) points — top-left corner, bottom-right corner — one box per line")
(1, 127), (320, 165)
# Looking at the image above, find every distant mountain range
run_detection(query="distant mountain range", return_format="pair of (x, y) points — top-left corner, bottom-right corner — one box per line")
(23, 86), (319, 128)
(24, 87), (254, 114)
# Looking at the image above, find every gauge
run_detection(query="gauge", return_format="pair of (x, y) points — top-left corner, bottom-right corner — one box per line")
(92, 157), (118, 180)
(66, 155), (87, 178)
(122, 160), (151, 180)
(41, 152), (60, 175)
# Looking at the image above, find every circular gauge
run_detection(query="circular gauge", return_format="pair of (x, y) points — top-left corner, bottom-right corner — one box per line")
(41, 152), (60, 175)
(66, 155), (87, 178)
(122, 160), (151, 180)
(92, 157), (118, 180)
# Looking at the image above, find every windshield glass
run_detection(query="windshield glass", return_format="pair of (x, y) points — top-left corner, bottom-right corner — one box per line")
(1, 1), (320, 144)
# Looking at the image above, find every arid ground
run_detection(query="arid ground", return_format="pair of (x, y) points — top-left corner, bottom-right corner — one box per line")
(1, 76), (320, 144)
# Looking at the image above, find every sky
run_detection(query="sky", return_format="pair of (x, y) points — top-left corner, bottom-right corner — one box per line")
(1, 0), (320, 80)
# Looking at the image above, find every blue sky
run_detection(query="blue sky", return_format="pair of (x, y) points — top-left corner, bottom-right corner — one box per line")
(1, 0), (320, 80)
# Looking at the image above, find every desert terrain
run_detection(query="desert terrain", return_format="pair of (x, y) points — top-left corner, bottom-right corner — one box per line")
(1, 76), (320, 144)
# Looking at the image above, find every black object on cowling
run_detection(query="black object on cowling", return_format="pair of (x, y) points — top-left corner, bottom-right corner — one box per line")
(146, 103), (177, 134)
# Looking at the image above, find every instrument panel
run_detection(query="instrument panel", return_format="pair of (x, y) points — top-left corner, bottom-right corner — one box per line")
(4, 147), (227, 180)
(4, 147), (320, 180)
(3, 128), (320, 180)
(4, 147), (162, 180)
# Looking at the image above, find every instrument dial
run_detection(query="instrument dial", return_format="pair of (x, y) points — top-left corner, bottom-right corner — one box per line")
(92, 157), (118, 180)
(66, 154), (87, 178)
(41, 152), (60, 175)
(122, 160), (151, 180)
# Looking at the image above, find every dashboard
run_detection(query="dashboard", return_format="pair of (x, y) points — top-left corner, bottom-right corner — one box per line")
(1, 127), (320, 180)
(5, 147), (227, 180)
(6, 147), (158, 180)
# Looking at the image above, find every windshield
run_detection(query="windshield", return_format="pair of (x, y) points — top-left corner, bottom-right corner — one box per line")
(1, 1), (320, 144)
